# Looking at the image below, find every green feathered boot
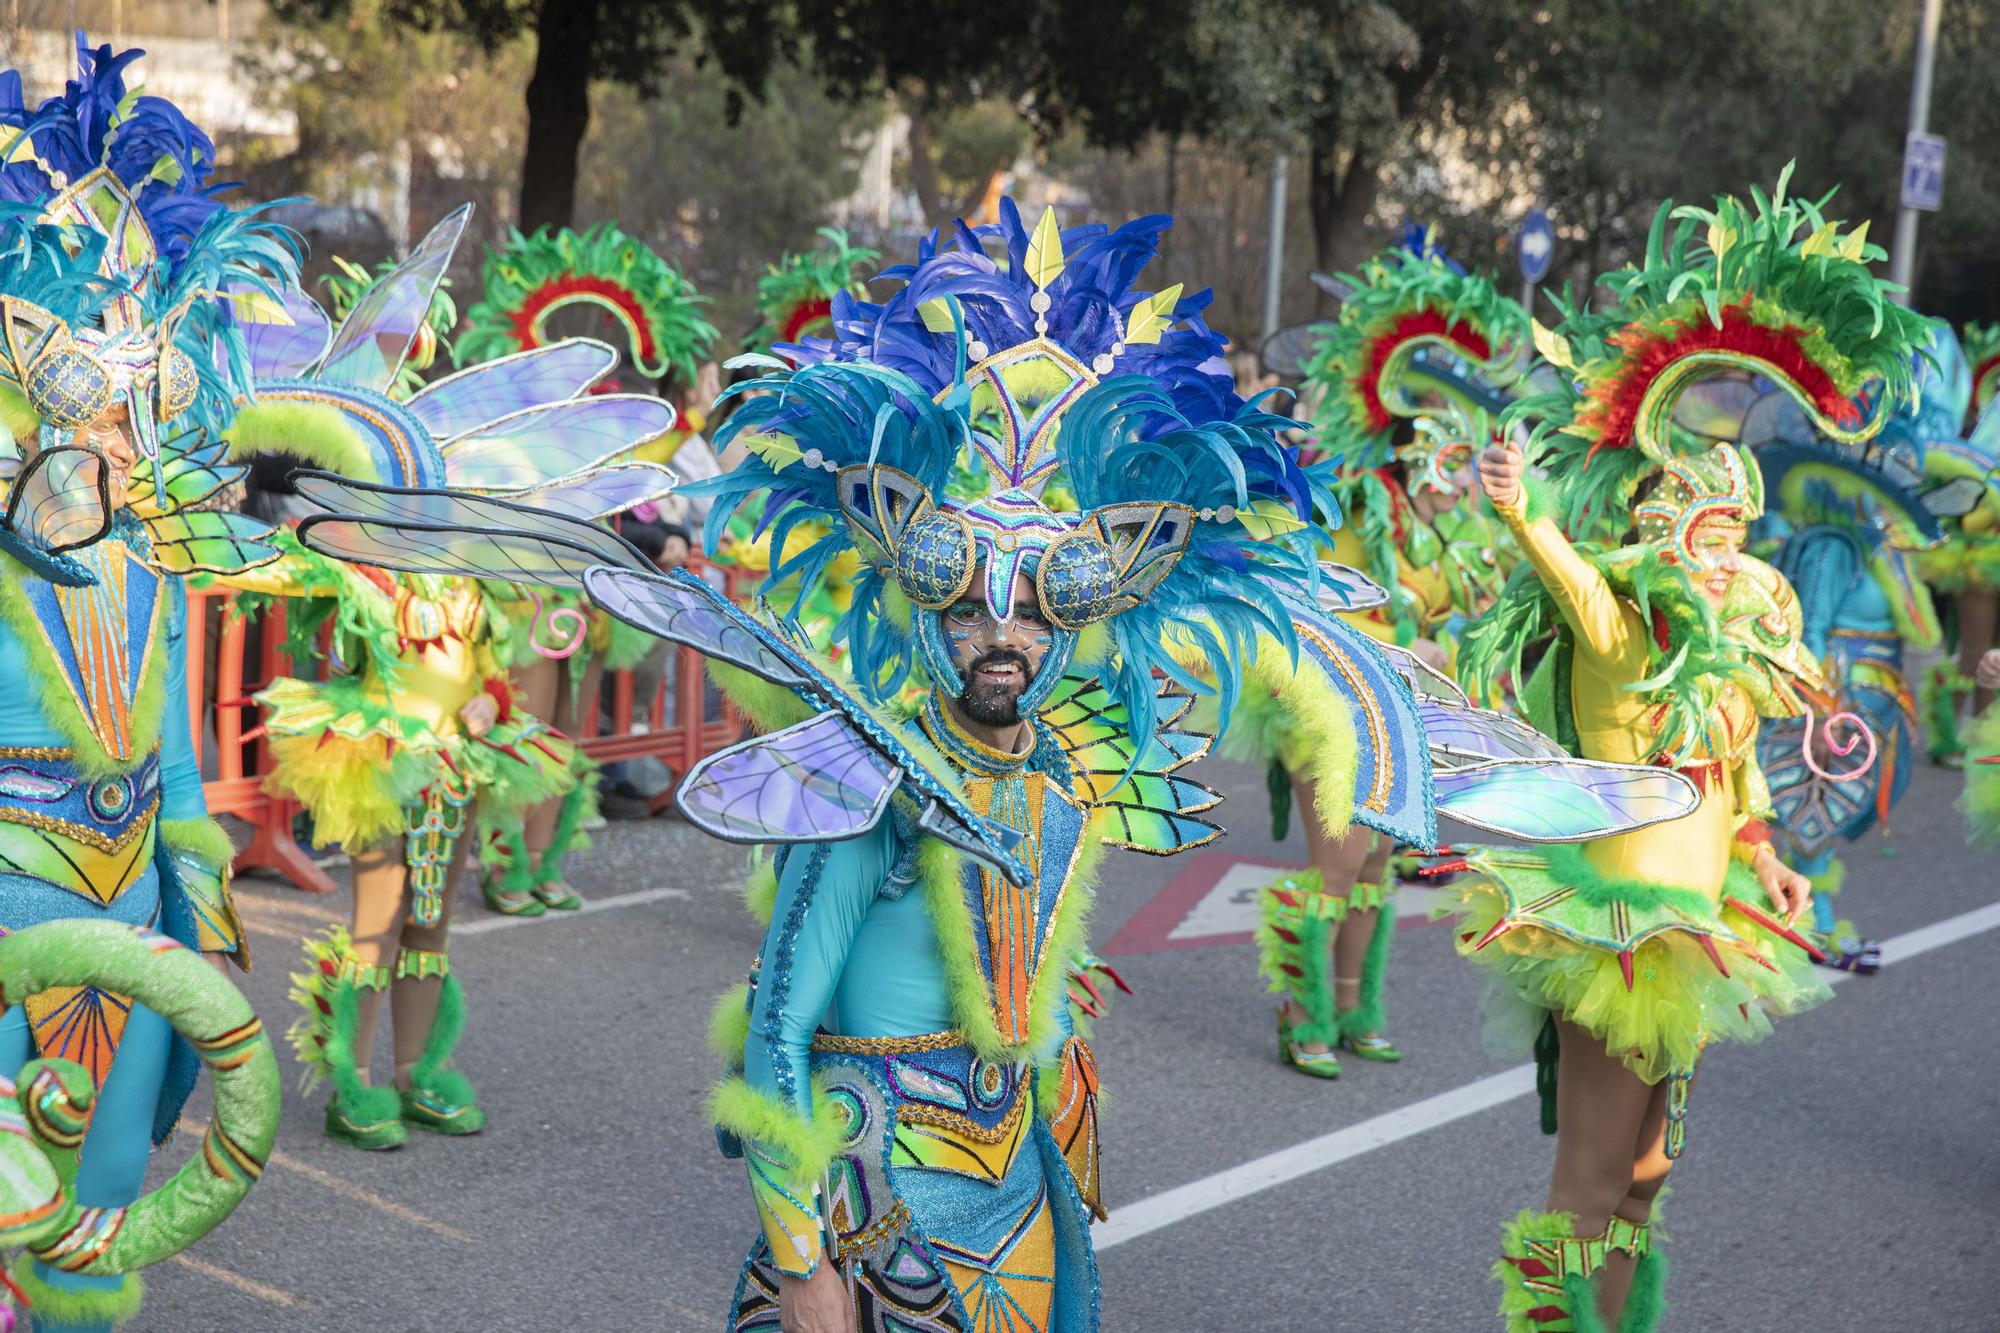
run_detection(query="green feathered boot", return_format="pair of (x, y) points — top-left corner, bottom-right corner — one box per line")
(1254, 870), (1344, 1078)
(481, 826), (547, 917)
(399, 973), (487, 1136)
(1335, 881), (1401, 1062)
(322, 973), (407, 1152)
(530, 772), (597, 911)
(1495, 1209), (1611, 1333)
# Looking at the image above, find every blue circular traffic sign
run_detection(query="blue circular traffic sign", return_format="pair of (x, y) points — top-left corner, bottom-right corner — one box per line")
(1518, 209), (1555, 284)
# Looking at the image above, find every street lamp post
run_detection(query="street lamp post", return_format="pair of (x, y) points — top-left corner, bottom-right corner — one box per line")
(1262, 152), (1288, 342)
(1888, 0), (1945, 305)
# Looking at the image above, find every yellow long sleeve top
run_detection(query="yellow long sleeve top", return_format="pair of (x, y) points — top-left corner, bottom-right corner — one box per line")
(1497, 500), (1771, 898)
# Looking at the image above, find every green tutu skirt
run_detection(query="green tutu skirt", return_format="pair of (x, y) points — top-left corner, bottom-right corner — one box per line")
(1438, 845), (1832, 1082)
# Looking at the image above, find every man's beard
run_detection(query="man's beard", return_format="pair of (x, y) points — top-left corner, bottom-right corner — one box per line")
(957, 648), (1035, 726)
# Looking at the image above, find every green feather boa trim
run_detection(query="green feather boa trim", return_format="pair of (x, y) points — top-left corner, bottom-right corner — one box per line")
(708, 658), (815, 734)
(0, 381), (38, 444)
(1337, 901), (1396, 1037)
(741, 853), (779, 926)
(1459, 541), (1736, 761)
(708, 984), (751, 1068)
(1618, 1249), (1670, 1333)
(408, 974), (472, 1096)
(0, 552), (169, 780)
(9, 1258), (143, 1329)
(158, 816), (237, 871)
(708, 1075), (849, 1191)
(1541, 843), (1726, 917)
(917, 831), (1104, 1064)
(1959, 705), (2000, 846)
(222, 399), (382, 481)
(1212, 631), (1361, 837)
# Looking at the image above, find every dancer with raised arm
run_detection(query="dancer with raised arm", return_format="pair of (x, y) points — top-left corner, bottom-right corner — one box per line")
(1453, 176), (1932, 1332)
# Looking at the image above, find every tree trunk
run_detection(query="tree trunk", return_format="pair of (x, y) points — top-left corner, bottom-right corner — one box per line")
(1326, 146), (1381, 272)
(905, 107), (946, 226)
(1305, 137), (1386, 311)
(518, 0), (600, 233)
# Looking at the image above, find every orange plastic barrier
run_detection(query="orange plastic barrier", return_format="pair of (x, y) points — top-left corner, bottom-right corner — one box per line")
(187, 569), (745, 895)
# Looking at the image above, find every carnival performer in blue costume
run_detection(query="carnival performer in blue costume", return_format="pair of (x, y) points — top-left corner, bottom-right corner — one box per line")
(0, 38), (297, 1331)
(1748, 331), (1964, 974)
(286, 201), (1701, 1333)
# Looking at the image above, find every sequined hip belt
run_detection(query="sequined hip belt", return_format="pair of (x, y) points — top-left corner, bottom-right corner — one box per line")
(0, 746), (161, 906)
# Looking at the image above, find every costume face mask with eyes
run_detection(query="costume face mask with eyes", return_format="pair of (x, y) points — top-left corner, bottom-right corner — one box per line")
(0, 171), (208, 505)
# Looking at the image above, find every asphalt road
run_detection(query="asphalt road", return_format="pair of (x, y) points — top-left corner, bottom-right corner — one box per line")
(136, 745), (1998, 1331)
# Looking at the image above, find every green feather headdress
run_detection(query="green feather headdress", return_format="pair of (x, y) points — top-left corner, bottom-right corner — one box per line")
(1512, 166), (1939, 532)
(1300, 242), (1527, 473)
(747, 227), (880, 358)
(455, 223), (716, 383)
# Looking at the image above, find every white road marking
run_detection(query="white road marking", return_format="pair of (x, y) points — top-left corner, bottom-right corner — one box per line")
(452, 884), (690, 937)
(1094, 902), (2000, 1253)
(1095, 1066), (1534, 1251)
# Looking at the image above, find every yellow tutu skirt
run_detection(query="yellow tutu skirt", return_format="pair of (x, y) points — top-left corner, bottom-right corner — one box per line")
(1438, 845), (1832, 1082)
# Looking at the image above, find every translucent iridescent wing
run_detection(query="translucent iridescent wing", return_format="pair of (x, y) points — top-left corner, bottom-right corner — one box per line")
(294, 514), (630, 587)
(1420, 698), (1569, 765)
(124, 431), (242, 519)
(1375, 640), (1468, 706)
(1038, 674), (1220, 854)
(501, 461), (678, 520)
(583, 564), (807, 685)
(678, 713), (901, 844)
(291, 472), (652, 581)
(5, 446), (109, 553)
(1290, 607), (1436, 848)
(230, 284), (334, 381)
(1433, 758), (1699, 842)
(438, 395), (677, 493)
(141, 510), (282, 575)
(406, 340), (620, 444)
(583, 565), (1030, 885)
(316, 206), (469, 393)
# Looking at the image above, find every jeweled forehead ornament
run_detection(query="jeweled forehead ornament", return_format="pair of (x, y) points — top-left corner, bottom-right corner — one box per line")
(1633, 443), (1764, 565)
(0, 171), (200, 466)
(834, 210), (1198, 632)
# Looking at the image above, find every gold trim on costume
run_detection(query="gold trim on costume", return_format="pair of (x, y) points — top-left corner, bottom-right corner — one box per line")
(810, 1029), (964, 1055)
(0, 793), (159, 854)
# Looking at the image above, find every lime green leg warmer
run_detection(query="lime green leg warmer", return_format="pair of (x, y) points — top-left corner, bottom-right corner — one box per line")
(1335, 896), (1395, 1039)
(1609, 1203), (1667, 1333)
(407, 973), (480, 1115)
(531, 767), (597, 890)
(1254, 870), (1342, 1045)
(1495, 1209), (1612, 1333)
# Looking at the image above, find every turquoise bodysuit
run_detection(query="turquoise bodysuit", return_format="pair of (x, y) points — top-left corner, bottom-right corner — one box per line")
(722, 710), (1102, 1333)
(0, 519), (244, 1324)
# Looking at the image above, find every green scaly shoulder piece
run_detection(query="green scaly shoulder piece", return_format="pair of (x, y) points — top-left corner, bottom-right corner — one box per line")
(1459, 542), (1736, 761)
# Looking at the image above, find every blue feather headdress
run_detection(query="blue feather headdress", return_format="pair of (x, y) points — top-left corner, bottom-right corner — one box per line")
(705, 199), (1339, 749)
(0, 35), (298, 491)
